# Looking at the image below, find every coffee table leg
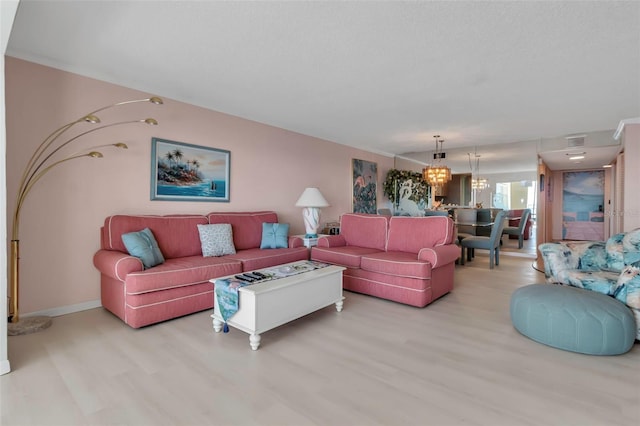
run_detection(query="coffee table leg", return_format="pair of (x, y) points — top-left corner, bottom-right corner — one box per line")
(213, 317), (223, 332)
(249, 334), (261, 350)
(335, 299), (344, 312)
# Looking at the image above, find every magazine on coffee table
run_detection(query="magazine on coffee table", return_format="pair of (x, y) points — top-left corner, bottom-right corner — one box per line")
(261, 261), (330, 279)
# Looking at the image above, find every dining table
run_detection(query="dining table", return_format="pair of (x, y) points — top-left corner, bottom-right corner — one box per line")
(454, 221), (495, 246)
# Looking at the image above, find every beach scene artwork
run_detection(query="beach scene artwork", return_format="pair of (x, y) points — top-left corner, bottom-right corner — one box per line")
(562, 170), (604, 240)
(151, 138), (230, 201)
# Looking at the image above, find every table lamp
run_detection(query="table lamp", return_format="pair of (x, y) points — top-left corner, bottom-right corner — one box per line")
(295, 187), (330, 238)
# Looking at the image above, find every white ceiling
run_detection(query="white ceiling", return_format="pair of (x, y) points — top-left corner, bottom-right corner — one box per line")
(6, 1), (639, 174)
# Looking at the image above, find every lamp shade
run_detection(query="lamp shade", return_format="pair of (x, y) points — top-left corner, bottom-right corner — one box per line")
(295, 187), (330, 207)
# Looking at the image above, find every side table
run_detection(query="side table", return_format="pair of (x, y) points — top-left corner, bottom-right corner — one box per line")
(295, 234), (328, 248)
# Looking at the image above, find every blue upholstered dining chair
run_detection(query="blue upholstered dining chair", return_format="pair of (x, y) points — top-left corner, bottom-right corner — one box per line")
(460, 210), (509, 269)
(502, 208), (531, 249)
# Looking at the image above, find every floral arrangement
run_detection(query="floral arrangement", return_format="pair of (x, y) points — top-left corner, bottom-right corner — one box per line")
(382, 169), (429, 205)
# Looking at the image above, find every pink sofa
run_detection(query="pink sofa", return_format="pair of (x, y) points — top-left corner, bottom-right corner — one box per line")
(310, 213), (460, 307)
(93, 211), (309, 328)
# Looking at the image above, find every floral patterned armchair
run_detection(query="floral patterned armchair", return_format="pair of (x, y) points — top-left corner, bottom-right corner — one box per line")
(538, 228), (640, 339)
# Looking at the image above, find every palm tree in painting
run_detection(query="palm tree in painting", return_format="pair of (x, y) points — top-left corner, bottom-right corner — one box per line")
(165, 152), (175, 167)
(172, 149), (184, 168)
(157, 146), (204, 186)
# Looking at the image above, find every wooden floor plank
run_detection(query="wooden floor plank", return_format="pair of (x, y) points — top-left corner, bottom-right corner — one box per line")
(2, 248), (639, 426)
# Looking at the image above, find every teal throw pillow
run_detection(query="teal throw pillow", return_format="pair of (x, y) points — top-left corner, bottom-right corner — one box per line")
(121, 228), (165, 269)
(260, 223), (289, 249)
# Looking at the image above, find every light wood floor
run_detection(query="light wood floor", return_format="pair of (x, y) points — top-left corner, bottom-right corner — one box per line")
(2, 255), (638, 426)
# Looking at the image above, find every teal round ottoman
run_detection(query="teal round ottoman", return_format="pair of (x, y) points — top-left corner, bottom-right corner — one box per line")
(510, 284), (636, 355)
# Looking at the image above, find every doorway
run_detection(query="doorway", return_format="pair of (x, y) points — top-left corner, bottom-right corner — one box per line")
(561, 170), (605, 240)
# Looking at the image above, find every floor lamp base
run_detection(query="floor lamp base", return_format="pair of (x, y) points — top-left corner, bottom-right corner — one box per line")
(7, 316), (53, 336)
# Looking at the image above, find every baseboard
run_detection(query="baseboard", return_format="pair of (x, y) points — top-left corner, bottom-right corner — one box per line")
(473, 250), (537, 259)
(22, 299), (102, 319)
(0, 359), (11, 375)
(500, 251), (537, 259)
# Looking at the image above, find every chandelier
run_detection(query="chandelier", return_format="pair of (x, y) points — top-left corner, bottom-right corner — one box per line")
(423, 135), (452, 187)
(472, 177), (489, 190)
(468, 150), (489, 190)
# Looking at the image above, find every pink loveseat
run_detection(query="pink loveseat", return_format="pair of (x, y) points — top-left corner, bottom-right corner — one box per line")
(93, 211), (309, 328)
(310, 213), (460, 307)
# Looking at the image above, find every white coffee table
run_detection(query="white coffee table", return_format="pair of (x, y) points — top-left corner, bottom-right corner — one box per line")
(210, 261), (345, 350)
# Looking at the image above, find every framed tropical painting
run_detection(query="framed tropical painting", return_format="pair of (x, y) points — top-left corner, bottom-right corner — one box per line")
(151, 138), (230, 202)
(561, 170), (604, 240)
(352, 159), (377, 213)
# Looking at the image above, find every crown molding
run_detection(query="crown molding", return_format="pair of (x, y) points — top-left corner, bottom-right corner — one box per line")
(614, 117), (640, 140)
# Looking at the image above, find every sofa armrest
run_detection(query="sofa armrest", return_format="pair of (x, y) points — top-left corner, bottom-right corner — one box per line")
(93, 249), (143, 281)
(538, 241), (608, 280)
(288, 235), (304, 248)
(317, 235), (347, 247)
(418, 245), (460, 268)
(539, 243), (578, 279)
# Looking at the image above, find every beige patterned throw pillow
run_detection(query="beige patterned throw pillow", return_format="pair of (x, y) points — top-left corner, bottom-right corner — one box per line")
(197, 223), (236, 257)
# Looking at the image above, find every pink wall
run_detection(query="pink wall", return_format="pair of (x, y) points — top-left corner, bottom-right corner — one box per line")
(5, 57), (393, 315)
(622, 124), (640, 231)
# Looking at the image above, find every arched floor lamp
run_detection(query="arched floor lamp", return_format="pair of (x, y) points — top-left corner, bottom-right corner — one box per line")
(8, 96), (163, 335)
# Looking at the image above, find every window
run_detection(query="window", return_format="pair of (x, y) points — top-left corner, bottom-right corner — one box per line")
(493, 180), (537, 217)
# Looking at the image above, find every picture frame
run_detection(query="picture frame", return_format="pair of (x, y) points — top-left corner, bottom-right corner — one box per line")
(352, 159), (377, 214)
(561, 170), (605, 240)
(151, 137), (230, 202)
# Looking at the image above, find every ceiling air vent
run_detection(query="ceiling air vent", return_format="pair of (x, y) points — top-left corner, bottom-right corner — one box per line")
(566, 135), (585, 148)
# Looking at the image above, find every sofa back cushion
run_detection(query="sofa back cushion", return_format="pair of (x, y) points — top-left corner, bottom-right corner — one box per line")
(606, 228), (640, 272)
(340, 213), (388, 251)
(387, 216), (455, 253)
(207, 211), (278, 250)
(102, 215), (208, 259)
(606, 233), (625, 272)
(622, 228), (640, 267)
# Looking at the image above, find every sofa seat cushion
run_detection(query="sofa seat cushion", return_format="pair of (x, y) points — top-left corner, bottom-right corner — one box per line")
(311, 246), (383, 268)
(360, 251), (432, 279)
(345, 267), (433, 293)
(125, 256), (242, 295)
(225, 247), (309, 271)
(554, 269), (620, 296)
